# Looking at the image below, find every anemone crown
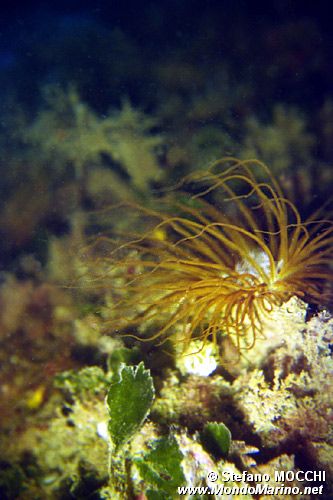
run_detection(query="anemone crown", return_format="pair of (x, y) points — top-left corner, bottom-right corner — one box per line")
(88, 158), (333, 354)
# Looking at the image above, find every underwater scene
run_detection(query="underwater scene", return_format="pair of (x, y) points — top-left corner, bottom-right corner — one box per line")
(1, 1), (333, 498)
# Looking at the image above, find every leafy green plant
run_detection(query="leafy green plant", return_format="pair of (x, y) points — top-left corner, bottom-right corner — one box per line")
(200, 422), (231, 459)
(107, 362), (155, 450)
(104, 362), (155, 497)
(134, 436), (185, 500)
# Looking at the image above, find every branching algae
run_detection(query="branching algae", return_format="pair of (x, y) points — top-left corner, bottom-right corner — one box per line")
(85, 158), (333, 354)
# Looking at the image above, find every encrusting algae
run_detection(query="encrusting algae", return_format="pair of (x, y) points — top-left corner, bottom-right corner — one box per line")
(83, 158), (333, 355)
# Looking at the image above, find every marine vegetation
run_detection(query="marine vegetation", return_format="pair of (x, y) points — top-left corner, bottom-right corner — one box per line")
(240, 105), (315, 177)
(24, 85), (163, 196)
(85, 158), (333, 355)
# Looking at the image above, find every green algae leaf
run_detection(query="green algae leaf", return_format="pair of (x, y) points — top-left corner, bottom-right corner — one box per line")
(107, 363), (155, 449)
(201, 422), (231, 458)
(135, 436), (185, 498)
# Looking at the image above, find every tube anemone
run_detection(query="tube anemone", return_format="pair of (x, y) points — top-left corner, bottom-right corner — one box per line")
(87, 158), (333, 353)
